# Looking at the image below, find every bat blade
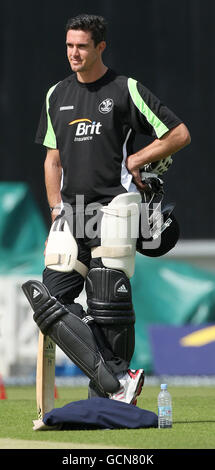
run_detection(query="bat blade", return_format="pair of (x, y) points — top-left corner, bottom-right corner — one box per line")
(36, 331), (56, 419)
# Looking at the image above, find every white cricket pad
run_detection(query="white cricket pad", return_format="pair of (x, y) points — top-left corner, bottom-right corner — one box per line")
(45, 220), (88, 277)
(92, 192), (141, 278)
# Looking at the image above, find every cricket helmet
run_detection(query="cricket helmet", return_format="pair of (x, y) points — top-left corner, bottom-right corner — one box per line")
(136, 173), (180, 257)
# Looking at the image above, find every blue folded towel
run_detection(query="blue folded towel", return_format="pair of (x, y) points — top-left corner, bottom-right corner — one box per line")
(43, 397), (158, 430)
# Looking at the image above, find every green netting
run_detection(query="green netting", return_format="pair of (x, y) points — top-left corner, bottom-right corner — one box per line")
(0, 182), (47, 274)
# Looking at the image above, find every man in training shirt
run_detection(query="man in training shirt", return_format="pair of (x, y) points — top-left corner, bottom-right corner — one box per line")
(33, 14), (191, 401)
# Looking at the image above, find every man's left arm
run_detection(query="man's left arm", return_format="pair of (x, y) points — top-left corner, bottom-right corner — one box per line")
(126, 123), (191, 191)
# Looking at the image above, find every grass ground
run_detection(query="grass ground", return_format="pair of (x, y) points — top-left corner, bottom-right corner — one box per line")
(0, 384), (215, 451)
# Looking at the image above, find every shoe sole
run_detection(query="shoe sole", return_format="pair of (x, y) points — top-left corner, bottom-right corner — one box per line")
(131, 371), (145, 405)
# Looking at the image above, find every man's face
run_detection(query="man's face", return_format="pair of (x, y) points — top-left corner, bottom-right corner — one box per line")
(66, 29), (105, 73)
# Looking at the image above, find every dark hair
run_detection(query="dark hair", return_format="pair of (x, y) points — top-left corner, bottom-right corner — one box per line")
(66, 14), (107, 47)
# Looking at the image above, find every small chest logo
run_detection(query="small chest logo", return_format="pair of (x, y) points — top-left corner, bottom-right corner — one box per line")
(99, 98), (114, 114)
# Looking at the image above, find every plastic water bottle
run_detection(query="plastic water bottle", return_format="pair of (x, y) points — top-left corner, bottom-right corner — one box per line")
(158, 384), (172, 428)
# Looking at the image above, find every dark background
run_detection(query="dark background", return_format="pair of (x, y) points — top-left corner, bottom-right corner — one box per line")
(1, 0), (214, 239)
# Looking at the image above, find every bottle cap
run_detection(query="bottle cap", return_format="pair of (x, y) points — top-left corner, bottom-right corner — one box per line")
(161, 384), (167, 390)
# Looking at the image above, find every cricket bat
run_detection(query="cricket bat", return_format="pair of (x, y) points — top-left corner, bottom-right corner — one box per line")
(36, 331), (56, 420)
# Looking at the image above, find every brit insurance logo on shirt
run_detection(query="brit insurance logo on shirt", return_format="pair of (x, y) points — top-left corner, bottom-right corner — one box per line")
(68, 118), (102, 142)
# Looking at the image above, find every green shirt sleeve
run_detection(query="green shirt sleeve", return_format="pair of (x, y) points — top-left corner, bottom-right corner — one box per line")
(35, 83), (59, 148)
(128, 78), (182, 138)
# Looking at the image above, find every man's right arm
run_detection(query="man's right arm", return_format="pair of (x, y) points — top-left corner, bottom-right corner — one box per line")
(44, 148), (62, 222)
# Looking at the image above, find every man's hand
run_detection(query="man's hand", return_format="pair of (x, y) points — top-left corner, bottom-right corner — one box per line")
(130, 169), (149, 192)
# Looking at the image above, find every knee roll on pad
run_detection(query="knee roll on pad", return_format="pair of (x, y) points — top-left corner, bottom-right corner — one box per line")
(22, 280), (120, 395)
(86, 268), (134, 323)
(86, 267), (135, 362)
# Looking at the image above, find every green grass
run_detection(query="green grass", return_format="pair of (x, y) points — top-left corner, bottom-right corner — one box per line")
(0, 384), (215, 449)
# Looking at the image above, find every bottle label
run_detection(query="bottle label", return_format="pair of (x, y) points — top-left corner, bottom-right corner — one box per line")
(158, 406), (172, 417)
